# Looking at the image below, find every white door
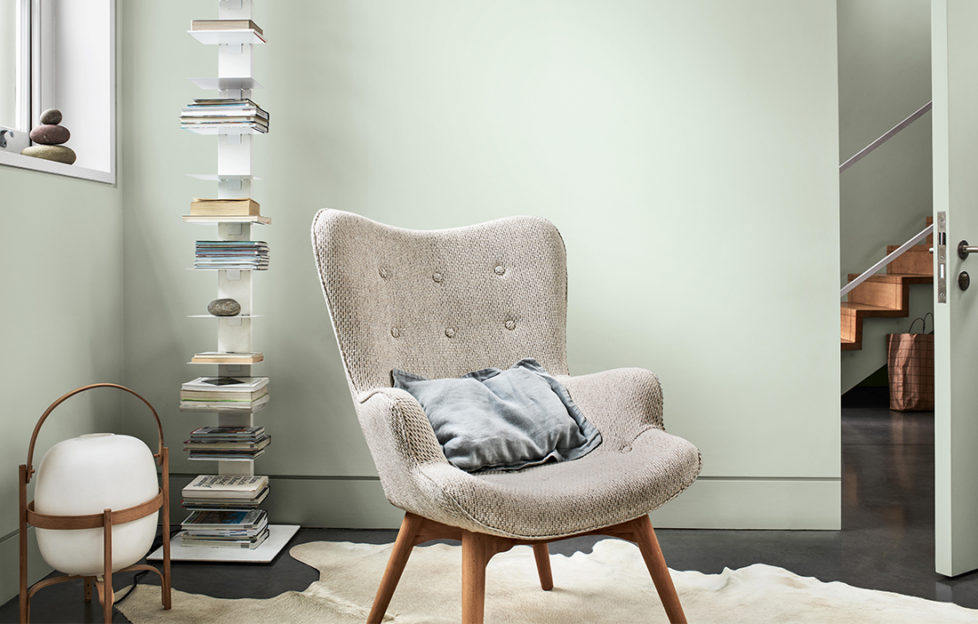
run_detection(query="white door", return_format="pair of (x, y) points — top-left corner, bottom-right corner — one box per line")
(932, 0), (978, 577)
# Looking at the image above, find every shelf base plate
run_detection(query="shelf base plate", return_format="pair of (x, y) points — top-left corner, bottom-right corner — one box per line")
(148, 524), (300, 563)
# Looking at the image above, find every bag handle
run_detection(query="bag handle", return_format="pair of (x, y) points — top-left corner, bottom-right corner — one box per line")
(908, 312), (934, 334)
(24, 383), (164, 482)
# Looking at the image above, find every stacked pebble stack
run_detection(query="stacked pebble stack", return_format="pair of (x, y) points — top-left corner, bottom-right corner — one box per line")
(21, 108), (76, 164)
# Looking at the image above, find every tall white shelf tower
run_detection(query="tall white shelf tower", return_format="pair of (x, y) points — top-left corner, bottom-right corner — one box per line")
(150, 0), (298, 563)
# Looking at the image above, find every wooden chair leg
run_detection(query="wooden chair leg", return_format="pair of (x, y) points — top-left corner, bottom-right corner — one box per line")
(632, 515), (686, 624)
(83, 577), (93, 602)
(367, 513), (424, 624)
(461, 531), (496, 624)
(532, 543), (553, 591)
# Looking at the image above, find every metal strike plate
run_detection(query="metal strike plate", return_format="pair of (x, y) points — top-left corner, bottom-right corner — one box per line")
(938, 211), (947, 303)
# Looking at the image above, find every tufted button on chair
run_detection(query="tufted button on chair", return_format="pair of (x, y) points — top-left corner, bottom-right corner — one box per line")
(311, 209), (701, 624)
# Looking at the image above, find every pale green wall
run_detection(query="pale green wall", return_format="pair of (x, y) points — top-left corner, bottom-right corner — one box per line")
(0, 166), (124, 603)
(121, 0), (840, 530)
(838, 0), (932, 391)
(0, 5), (125, 604)
(838, 0), (931, 275)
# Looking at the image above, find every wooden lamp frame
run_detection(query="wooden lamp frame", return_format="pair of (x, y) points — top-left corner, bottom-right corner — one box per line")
(18, 383), (172, 624)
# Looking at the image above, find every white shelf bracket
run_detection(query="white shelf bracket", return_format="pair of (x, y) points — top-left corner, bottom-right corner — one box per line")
(219, 176), (243, 191)
(219, 43), (246, 55)
(226, 269), (242, 281)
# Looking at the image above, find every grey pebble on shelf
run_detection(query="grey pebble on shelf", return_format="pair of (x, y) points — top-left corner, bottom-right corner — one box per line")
(21, 144), (76, 164)
(29, 124), (70, 146)
(39, 108), (62, 125)
(207, 298), (241, 317)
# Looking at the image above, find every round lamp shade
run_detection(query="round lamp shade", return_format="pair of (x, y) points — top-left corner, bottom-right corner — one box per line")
(34, 433), (159, 576)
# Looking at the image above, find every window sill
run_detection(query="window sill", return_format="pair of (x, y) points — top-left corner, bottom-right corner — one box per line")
(0, 149), (115, 184)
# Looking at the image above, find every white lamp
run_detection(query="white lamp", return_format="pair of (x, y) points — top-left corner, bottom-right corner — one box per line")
(35, 433), (159, 575)
(19, 383), (172, 624)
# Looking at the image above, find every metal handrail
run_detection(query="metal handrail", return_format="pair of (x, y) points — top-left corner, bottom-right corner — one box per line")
(839, 101), (933, 173)
(840, 224), (933, 298)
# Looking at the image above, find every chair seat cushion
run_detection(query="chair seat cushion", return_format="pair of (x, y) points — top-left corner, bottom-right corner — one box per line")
(393, 359), (602, 472)
(420, 426), (700, 539)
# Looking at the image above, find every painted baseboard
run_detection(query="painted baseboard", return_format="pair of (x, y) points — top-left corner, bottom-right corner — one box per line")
(0, 527), (53, 610)
(166, 475), (840, 531)
(651, 477), (841, 530)
(0, 477), (838, 603)
(166, 474), (403, 529)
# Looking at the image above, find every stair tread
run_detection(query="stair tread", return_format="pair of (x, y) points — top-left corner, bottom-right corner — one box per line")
(846, 272), (932, 283)
(841, 302), (898, 312)
(840, 302), (907, 319)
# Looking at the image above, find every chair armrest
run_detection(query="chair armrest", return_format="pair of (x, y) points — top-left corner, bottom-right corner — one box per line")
(556, 368), (665, 444)
(355, 387), (471, 521)
(356, 387), (449, 467)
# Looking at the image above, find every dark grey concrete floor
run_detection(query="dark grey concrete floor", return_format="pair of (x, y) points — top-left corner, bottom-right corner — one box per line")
(5, 386), (977, 622)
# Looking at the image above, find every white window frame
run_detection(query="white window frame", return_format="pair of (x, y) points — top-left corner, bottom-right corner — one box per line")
(0, 0), (32, 151)
(0, 0), (115, 184)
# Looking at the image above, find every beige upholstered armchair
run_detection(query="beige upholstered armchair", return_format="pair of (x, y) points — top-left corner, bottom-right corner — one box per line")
(311, 209), (701, 624)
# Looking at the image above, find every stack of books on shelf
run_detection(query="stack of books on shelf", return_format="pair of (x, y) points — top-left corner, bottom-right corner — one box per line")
(191, 351), (264, 364)
(180, 376), (270, 411)
(182, 474), (269, 510)
(180, 98), (269, 133)
(185, 425), (271, 461)
(195, 240), (269, 270)
(190, 197), (261, 217)
(191, 18), (264, 36)
(180, 509), (269, 549)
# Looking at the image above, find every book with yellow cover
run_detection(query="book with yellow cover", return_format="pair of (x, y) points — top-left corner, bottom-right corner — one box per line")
(191, 351), (264, 364)
(190, 198), (261, 216)
(190, 19), (263, 36)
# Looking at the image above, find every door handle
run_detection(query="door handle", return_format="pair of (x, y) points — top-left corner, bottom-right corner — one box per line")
(959, 240), (978, 259)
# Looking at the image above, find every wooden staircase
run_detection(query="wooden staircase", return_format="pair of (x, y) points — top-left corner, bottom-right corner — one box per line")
(841, 218), (933, 351)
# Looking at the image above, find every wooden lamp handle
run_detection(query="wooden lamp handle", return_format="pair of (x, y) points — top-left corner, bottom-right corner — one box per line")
(25, 383), (164, 481)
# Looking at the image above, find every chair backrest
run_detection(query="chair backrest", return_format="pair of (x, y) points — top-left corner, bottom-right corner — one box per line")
(311, 209), (569, 395)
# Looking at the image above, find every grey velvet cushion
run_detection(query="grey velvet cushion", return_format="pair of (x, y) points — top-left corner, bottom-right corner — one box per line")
(392, 359), (602, 472)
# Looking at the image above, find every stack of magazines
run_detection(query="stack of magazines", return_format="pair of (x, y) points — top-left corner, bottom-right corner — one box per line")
(185, 425), (271, 461)
(180, 509), (269, 549)
(182, 474), (269, 510)
(194, 241), (269, 270)
(180, 376), (270, 411)
(180, 98), (269, 133)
